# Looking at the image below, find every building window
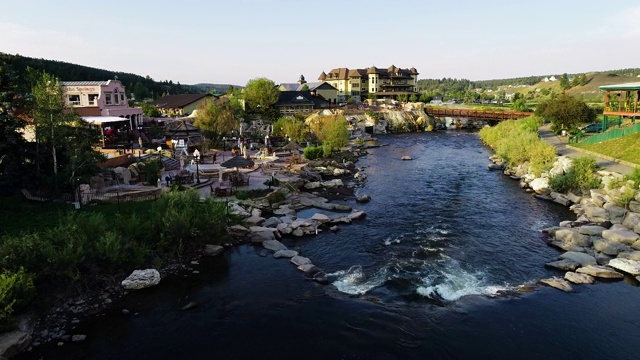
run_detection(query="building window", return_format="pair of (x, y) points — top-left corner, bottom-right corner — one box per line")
(68, 94), (80, 106)
(105, 92), (113, 105)
(120, 93), (125, 104)
(88, 94), (99, 105)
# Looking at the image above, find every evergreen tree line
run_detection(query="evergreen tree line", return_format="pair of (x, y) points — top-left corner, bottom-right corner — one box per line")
(0, 53), (198, 101)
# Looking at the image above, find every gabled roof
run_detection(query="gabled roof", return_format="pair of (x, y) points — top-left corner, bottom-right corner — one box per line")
(151, 94), (214, 108)
(275, 91), (316, 107)
(279, 82), (337, 92)
(275, 91), (330, 109)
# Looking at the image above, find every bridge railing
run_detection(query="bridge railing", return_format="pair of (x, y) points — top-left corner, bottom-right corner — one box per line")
(424, 107), (533, 121)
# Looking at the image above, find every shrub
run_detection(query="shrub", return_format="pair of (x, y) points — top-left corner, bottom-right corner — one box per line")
(0, 268), (35, 329)
(304, 146), (324, 160)
(624, 167), (640, 186)
(549, 156), (601, 193)
(479, 116), (556, 176)
(234, 189), (271, 200)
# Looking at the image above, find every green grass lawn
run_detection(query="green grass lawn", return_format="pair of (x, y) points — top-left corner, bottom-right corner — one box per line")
(574, 132), (640, 165)
(0, 196), (154, 238)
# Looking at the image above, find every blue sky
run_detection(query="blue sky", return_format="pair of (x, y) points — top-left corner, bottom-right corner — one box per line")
(1, 0), (639, 86)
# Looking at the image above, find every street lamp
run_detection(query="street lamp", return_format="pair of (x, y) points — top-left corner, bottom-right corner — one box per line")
(193, 149), (201, 184)
(265, 134), (269, 146)
(157, 146), (162, 161)
(222, 137), (226, 151)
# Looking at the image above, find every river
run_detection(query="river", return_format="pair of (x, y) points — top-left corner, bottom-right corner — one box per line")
(20, 131), (640, 359)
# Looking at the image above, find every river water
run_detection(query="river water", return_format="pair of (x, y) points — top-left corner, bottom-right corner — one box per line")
(21, 131), (640, 359)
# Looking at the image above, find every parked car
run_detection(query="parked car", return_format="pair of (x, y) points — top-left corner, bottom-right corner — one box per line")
(580, 123), (603, 133)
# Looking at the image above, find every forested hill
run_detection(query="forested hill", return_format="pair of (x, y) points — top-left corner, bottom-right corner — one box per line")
(418, 76), (544, 93)
(417, 69), (640, 95)
(1, 53), (203, 100)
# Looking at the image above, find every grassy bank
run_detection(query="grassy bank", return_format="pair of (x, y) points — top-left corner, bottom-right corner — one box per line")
(574, 132), (640, 165)
(0, 190), (232, 329)
(478, 115), (557, 175)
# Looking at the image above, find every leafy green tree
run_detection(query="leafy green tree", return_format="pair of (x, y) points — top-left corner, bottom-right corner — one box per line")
(0, 59), (30, 195)
(419, 93), (433, 103)
(511, 98), (527, 111)
(559, 73), (570, 90)
(244, 77), (279, 111)
(31, 71), (104, 191)
(314, 115), (350, 151)
(142, 103), (161, 117)
(409, 94), (418, 102)
(32, 72), (67, 180)
(133, 81), (149, 101)
(396, 94), (408, 103)
(300, 84), (309, 92)
(61, 117), (105, 190)
(535, 94), (596, 132)
(194, 99), (240, 142)
(272, 116), (307, 143)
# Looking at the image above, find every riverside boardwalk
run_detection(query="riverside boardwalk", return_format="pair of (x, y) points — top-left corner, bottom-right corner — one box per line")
(538, 124), (634, 175)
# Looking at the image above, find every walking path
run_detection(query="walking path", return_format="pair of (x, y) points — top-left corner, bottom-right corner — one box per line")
(538, 124), (635, 175)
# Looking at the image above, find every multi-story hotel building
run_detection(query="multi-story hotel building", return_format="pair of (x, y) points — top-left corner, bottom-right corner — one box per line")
(318, 65), (419, 103)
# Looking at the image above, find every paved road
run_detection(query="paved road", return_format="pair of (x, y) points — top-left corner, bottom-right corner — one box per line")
(538, 124), (634, 175)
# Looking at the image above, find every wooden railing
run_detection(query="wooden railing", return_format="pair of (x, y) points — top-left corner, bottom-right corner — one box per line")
(425, 107), (533, 121)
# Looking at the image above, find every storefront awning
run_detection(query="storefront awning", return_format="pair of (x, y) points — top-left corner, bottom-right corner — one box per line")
(82, 116), (131, 125)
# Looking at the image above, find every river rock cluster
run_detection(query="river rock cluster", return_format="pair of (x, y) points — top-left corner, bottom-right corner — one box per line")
(489, 155), (640, 292)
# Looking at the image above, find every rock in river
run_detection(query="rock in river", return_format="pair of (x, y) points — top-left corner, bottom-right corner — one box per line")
(608, 258), (640, 276)
(576, 265), (624, 279)
(539, 277), (573, 292)
(564, 272), (595, 284)
(121, 269), (161, 290)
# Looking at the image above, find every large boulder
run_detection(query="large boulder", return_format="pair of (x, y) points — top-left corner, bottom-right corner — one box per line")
(0, 329), (31, 358)
(262, 240), (287, 252)
(227, 225), (250, 238)
(602, 229), (640, 245)
(622, 212), (640, 230)
(576, 265), (624, 279)
(566, 192), (582, 204)
(593, 238), (629, 256)
(539, 277), (573, 292)
(583, 206), (609, 222)
(628, 200), (640, 213)
(262, 217), (282, 228)
(121, 269), (161, 290)
(311, 213), (331, 223)
(250, 229), (277, 243)
(564, 272), (595, 284)
(604, 203), (627, 223)
(608, 258), (640, 276)
(553, 229), (592, 249)
(291, 255), (312, 266)
(577, 225), (606, 236)
(550, 192), (571, 206)
(203, 244), (224, 256)
(273, 250), (298, 259)
(559, 251), (597, 266)
(617, 251), (640, 261)
(529, 178), (550, 194)
(545, 259), (580, 271)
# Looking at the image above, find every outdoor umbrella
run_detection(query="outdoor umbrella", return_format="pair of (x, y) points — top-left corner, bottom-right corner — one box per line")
(220, 156), (255, 189)
(282, 141), (300, 153)
(220, 156), (255, 169)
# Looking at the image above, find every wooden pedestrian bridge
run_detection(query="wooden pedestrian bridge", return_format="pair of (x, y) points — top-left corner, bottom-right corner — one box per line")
(425, 107), (533, 121)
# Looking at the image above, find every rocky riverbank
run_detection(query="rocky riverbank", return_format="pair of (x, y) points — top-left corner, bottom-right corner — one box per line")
(488, 155), (640, 292)
(6, 145), (375, 357)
